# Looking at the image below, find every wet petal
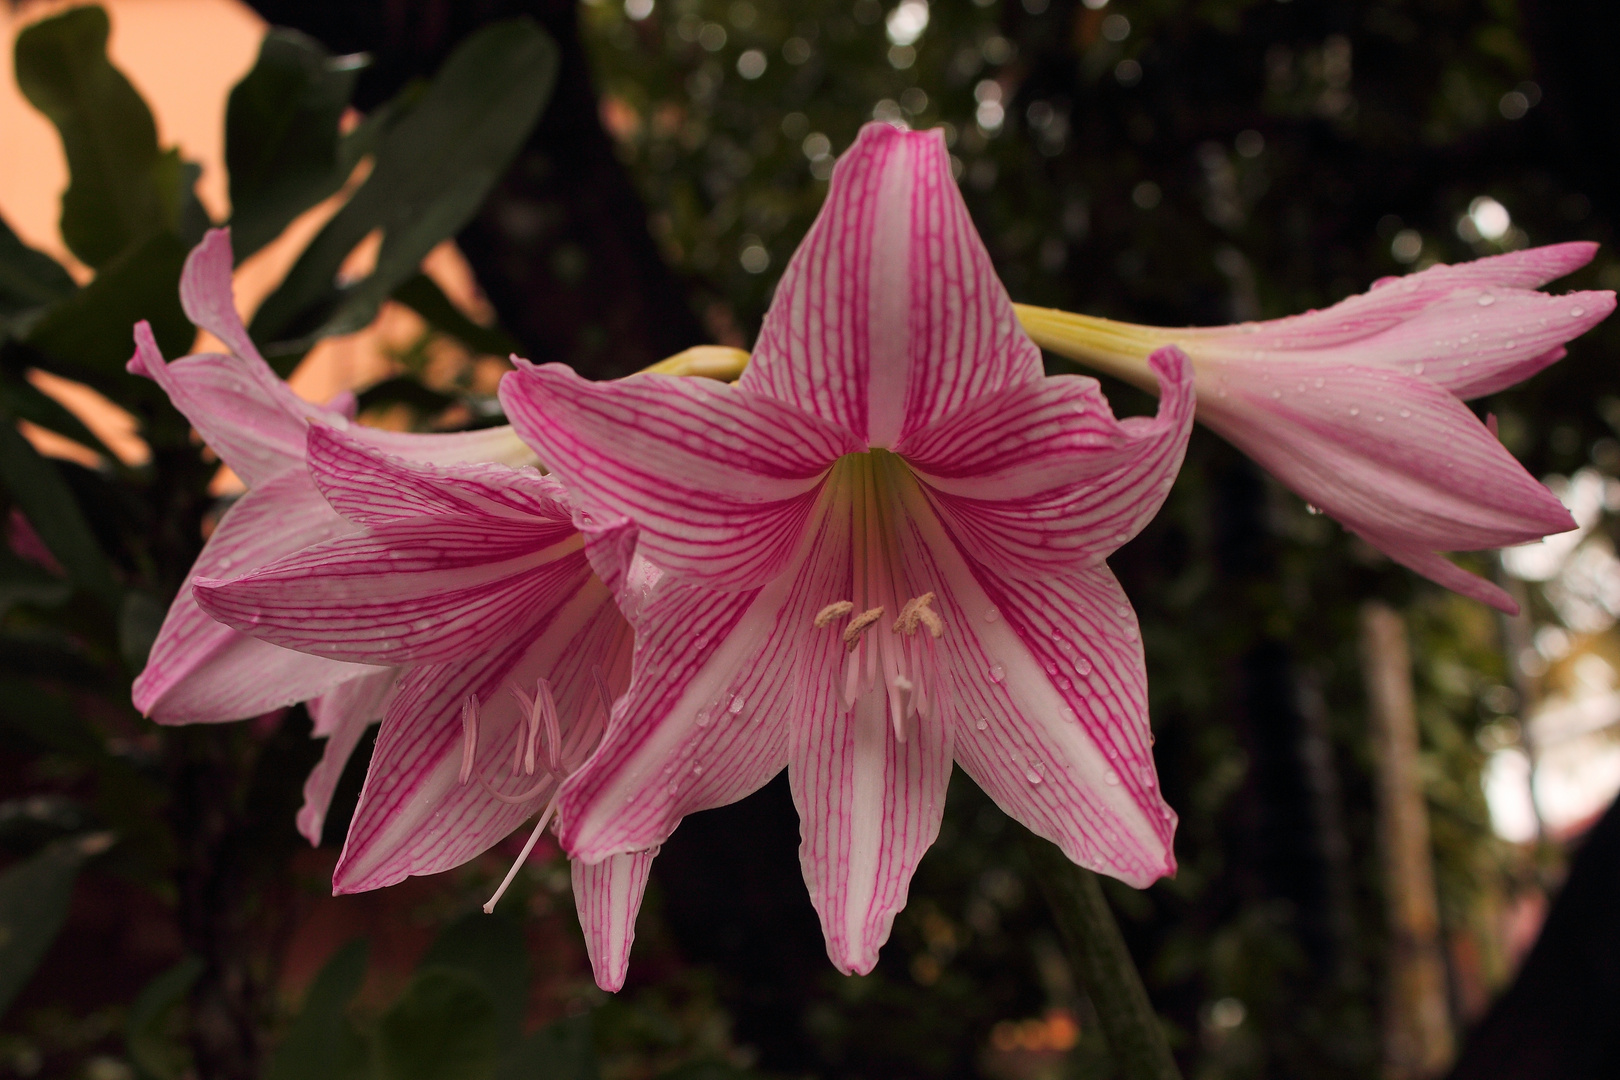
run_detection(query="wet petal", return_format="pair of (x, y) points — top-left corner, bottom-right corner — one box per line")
(571, 848), (658, 992)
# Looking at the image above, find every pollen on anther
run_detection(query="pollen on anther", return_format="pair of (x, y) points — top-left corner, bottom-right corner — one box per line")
(842, 606), (885, 650)
(814, 600), (855, 627)
(893, 593), (942, 638)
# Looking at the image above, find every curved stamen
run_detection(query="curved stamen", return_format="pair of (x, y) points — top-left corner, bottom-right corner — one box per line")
(482, 794), (559, 914)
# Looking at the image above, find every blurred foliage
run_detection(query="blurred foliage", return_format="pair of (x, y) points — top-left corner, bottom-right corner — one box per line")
(0, 0), (1616, 1079)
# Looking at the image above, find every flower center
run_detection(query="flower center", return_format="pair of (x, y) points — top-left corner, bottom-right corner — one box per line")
(812, 450), (944, 741)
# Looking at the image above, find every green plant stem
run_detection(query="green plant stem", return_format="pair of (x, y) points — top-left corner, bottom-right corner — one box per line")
(1024, 834), (1182, 1080)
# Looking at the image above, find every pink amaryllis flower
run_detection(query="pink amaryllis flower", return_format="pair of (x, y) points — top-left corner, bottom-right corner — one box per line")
(500, 123), (1195, 975)
(130, 227), (535, 842)
(1015, 246), (1616, 612)
(194, 425), (653, 987)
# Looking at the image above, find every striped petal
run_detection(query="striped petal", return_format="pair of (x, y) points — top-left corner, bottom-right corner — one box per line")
(501, 362), (855, 590)
(179, 228), (267, 367)
(298, 668), (399, 846)
(133, 470), (375, 724)
(334, 580), (630, 892)
(571, 848), (657, 992)
(908, 348), (1193, 578)
(741, 123), (1042, 446)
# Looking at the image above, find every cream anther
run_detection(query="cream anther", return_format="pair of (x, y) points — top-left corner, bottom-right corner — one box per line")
(814, 600), (856, 627)
(842, 606), (886, 650)
(458, 695), (480, 784)
(893, 593), (943, 638)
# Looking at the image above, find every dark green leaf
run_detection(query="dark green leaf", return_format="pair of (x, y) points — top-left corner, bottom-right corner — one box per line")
(118, 590), (166, 672)
(392, 274), (519, 358)
(496, 1016), (597, 1080)
(251, 19), (558, 361)
(353, 375), (457, 417)
(126, 955), (203, 1080)
(0, 550), (70, 618)
(423, 912), (528, 1054)
(24, 230), (191, 399)
(0, 832), (113, 1018)
(652, 1065), (766, 1080)
(0, 676), (103, 757)
(266, 939), (370, 1080)
(226, 31), (366, 262)
(0, 407), (120, 606)
(0, 213), (74, 317)
(375, 968), (501, 1080)
(13, 7), (179, 268)
(0, 369), (120, 462)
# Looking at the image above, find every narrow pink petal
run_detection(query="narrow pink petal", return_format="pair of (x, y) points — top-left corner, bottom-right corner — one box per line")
(910, 348), (1194, 577)
(571, 848), (657, 992)
(334, 584), (631, 892)
(128, 321), (321, 485)
(133, 471), (375, 724)
(298, 668), (398, 846)
(1182, 242), (1601, 352)
(194, 515), (591, 665)
(501, 362), (854, 589)
(305, 425), (565, 526)
(1289, 287), (1615, 400)
(741, 123), (1042, 445)
(178, 229), (266, 366)
(1367, 538), (1518, 614)
(788, 676), (952, 975)
(1201, 360), (1575, 551)
(556, 490), (858, 861)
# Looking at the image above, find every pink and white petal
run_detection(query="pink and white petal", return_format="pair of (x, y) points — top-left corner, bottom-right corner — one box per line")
(1182, 243), (1601, 353)
(501, 362), (853, 589)
(334, 580), (630, 892)
(178, 229), (267, 366)
(1202, 361), (1575, 551)
(128, 321), (323, 485)
(195, 516), (590, 665)
(557, 489), (855, 861)
(788, 680), (952, 975)
(305, 425), (569, 527)
(911, 349), (1193, 577)
(1289, 288), (1615, 400)
(571, 848), (658, 992)
(742, 123), (1042, 445)
(298, 669), (399, 846)
(1367, 537), (1518, 614)
(134, 471), (373, 723)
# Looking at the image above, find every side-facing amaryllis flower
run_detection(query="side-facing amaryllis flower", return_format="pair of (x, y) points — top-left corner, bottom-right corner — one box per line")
(1014, 246), (1616, 612)
(129, 227), (537, 841)
(192, 425), (656, 989)
(500, 123), (1195, 975)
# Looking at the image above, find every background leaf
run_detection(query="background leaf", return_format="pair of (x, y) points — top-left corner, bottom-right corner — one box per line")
(0, 214), (75, 319)
(250, 18), (558, 362)
(12, 7), (183, 268)
(496, 1016), (597, 1080)
(126, 955), (203, 1080)
(374, 968), (501, 1080)
(421, 912), (529, 1056)
(265, 939), (370, 1080)
(0, 832), (113, 1018)
(225, 30), (367, 263)
(0, 407), (120, 606)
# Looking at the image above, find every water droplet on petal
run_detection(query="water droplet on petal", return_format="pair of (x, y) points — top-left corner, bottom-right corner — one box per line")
(988, 664), (1005, 683)
(1349, 407), (1360, 416)
(1104, 769), (1121, 786)
(1413, 363), (1424, 374)
(1043, 660), (1058, 674)
(1306, 503), (1323, 515)
(1270, 389), (1282, 399)
(695, 709), (711, 728)
(983, 607), (1000, 623)
(1026, 770), (1043, 784)
(1313, 377), (1325, 388)
(1478, 293), (1495, 306)
(728, 695), (745, 714)
(975, 719), (988, 731)
(1399, 409), (1411, 418)
(1504, 340), (1516, 349)
(1074, 657), (1093, 675)
(692, 763), (704, 775)
(1572, 306), (1586, 317)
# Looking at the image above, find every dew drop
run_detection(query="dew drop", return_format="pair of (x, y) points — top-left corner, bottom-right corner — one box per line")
(983, 606), (1000, 623)
(1313, 377), (1325, 388)
(1026, 770), (1043, 785)
(1504, 340), (1515, 349)
(1375, 414), (1385, 422)
(975, 719), (988, 731)
(1477, 293), (1496, 306)
(1399, 409), (1411, 418)
(1572, 306), (1586, 318)
(695, 709), (712, 728)
(667, 781), (679, 794)
(1115, 604), (1130, 617)
(694, 635), (709, 649)
(1215, 387), (1228, 398)
(1270, 389), (1282, 399)
(1412, 363), (1424, 375)
(988, 664), (1006, 683)
(1074, 657), (1093, 675)
(1349, 407), (1360, 416)
(1306, 503), (1323, 515)
(1056, 677), (1071, 691)
(1104, 769), (1121, 786)
(728, 695), (745, 714)
(1043, 660), (1058, 674)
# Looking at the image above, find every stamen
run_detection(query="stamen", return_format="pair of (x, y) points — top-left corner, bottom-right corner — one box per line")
(814, 600), (855, 628)
(842, 606), (885, 651)
(482, 795), (558, 914)
(458, 695), (480, 784)
(477, 774), (550, 805)
(891, 676), (913, 742)
(894, 593), (942, 638)
(591, 665), (615, 722)
(533, 678), (561, 773)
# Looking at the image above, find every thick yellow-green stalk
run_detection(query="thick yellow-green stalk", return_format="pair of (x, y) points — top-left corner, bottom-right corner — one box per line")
(1013, 304), (1170, 395)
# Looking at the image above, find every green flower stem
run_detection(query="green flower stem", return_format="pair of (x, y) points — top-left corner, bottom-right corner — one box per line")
(1024, 834), (1182, 1080)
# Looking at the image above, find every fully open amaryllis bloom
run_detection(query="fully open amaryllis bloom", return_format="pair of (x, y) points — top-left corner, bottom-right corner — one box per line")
(130, 228), (536, 842)
(193, 425), (654, 989)
(500, 123), (1195, 975)
(1015, 246), (1616, 612)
